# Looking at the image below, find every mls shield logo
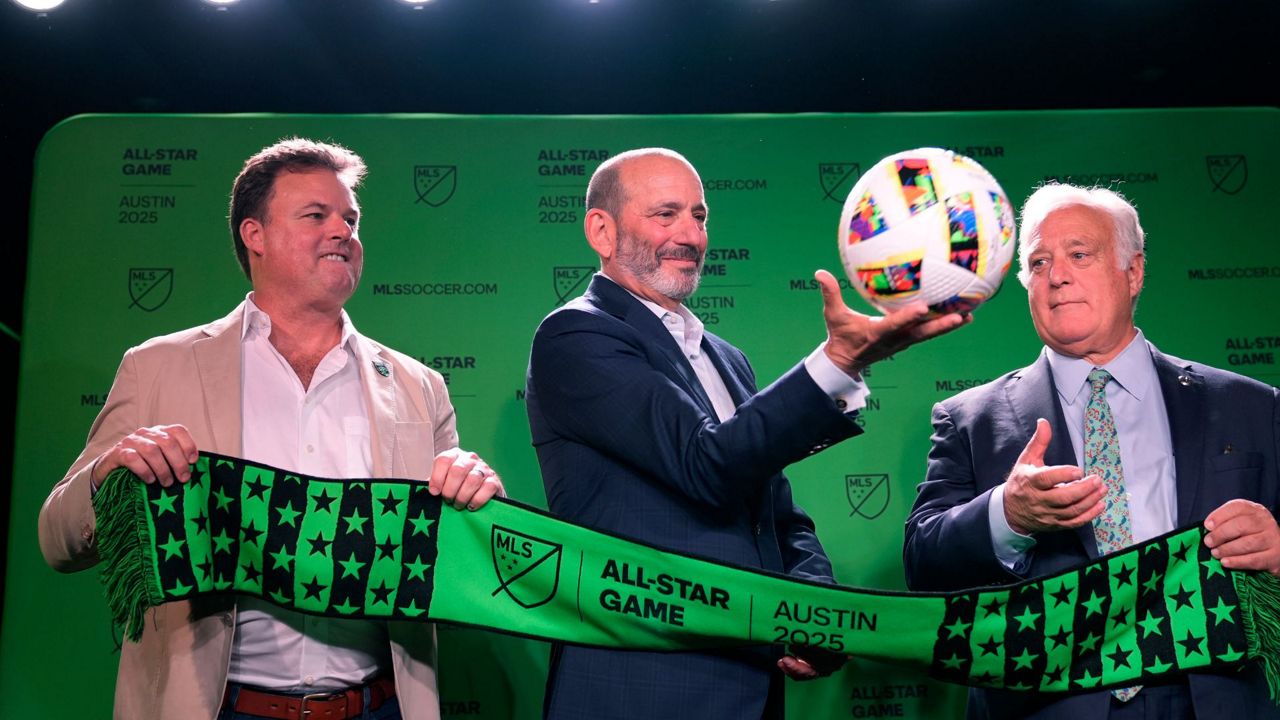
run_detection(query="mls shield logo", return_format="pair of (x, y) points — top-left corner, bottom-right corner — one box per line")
(846, 473), (890, 519)
(414, 165), (458, 207)
(491, 525), (562, 609)
(553, 266), (594, 305)
(819, 163), (860, 203)
(128, 268), (173, 311)
(1206, 155), (1247, 195)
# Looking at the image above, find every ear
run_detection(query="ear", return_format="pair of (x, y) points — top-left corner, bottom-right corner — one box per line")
(584, 208), (617, 261)
(1127, 252), (1145, 299)
(240, 217), (266, 257)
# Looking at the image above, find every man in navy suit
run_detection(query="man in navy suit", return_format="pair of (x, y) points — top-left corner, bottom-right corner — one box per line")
(904, 183), (1280, 720)
(525, 148), (968, 719)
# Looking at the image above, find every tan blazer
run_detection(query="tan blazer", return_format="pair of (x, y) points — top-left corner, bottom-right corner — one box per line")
(38, 302), (458, 720)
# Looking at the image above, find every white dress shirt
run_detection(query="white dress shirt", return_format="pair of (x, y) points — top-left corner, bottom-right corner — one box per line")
(228, 295), (390, 691)
(612, 275), (869, 420)
(989, 330), (1177, 570)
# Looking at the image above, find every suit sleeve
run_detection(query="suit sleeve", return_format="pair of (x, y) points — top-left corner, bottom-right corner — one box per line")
(903, 401), (1020, 591)
(529, 309), (859, 512)
(773, 477), (835, 582)
(38, 349), (143, 573)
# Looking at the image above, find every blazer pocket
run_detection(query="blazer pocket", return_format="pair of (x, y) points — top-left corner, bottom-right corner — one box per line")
(394, 421), (434, 479)
(1208, 450), (1263, 473)
(1207, 450), (1263, 504)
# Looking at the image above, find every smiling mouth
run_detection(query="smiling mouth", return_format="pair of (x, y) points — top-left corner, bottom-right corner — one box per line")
(320, 253), (348, 262)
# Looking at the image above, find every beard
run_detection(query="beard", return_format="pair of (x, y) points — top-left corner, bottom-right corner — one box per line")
(615, 230), (704, 302)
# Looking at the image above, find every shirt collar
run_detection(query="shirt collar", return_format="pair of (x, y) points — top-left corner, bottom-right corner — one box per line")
(1046, 329), (1156, 406)
(241, 293), (358, 351)
(602, 272), (705, 356)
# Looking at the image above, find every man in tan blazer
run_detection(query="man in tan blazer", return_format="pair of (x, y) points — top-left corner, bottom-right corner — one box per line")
(38, 138), (503, 720)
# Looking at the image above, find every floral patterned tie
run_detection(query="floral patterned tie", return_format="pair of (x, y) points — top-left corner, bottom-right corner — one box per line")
(1084, 367), (1140, 701)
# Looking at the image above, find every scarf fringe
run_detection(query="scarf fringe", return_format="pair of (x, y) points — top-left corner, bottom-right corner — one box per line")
(91, 468), (160, 642)
(1235, 569), (1280, 702)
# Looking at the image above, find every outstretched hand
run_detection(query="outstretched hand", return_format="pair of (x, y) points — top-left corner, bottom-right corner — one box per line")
(1002, 419), (1105, 535)
(815, 269), (970, 377)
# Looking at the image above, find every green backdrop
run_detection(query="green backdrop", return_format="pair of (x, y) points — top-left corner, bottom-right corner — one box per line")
(4, 110), (1277, 718)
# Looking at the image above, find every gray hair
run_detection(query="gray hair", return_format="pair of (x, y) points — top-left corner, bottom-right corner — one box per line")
(1017, 183), (1145, 287)
(586, 147), (700, 220)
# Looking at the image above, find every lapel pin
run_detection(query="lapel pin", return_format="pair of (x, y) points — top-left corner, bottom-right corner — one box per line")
(1223, 443), (1234, 454)
(373, 360), (389, 377)
(1177, 373), (1191, 386)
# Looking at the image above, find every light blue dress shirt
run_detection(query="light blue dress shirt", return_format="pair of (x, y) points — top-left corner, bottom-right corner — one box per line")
(990, 330), (1177, 570)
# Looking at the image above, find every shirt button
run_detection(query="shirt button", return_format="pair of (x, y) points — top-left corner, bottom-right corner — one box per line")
(304, 676), (314, 686)
(753, 523), (762, 536)
(306, 444), (315, 453)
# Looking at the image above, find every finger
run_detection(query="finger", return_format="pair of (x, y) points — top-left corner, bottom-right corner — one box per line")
(1204, 498), (1264, 531)
(813, 269), (851, 322)
(874, 301), (932, 334)
(1217, 549), (1280, 573)
(127, 439), (180, 486)
(165, 424), (200, 464)
(1204, 516), (1262, 548)
(1053, 497), (1105, 528)
(1208, 529), (1275, 558)
(428, 451), (461, 496)
(901, 311), (968, 342)
(1026, 465), (1088, 492)
(777, 655), (818, 680)
(465, 476), (503, 511)
(149, 428), (194, 483)
(438, 457), (481, 505)
(450, 466), (489, 510)
(111, 448), (158, 484)
(1016, 419), (1053, 467)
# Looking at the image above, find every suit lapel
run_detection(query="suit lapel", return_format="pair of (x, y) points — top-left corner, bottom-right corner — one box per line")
(702, 337), (752, 407)
(587, 275), (719, 417)
(352, 334), (397, 477)
(192, 304), (245, 456)
(1006, 353), (1077, 466)
(1152, 348), (1204, 525)
(1007, 352), (1098, 559)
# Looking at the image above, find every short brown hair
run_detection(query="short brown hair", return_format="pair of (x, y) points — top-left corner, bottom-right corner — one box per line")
(229, 138), (367, 280)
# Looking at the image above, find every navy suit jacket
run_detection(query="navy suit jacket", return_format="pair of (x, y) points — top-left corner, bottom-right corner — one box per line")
(903, 344), (1279, 719)
(526, 274), (861, 720)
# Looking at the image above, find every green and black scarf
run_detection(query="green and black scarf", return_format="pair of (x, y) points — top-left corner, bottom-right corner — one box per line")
(94, 453), (1280, 700)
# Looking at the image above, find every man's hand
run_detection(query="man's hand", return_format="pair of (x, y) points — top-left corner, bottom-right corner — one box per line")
(429, 447), (505, 511)
(1204, 499), (1280, 576)
(815, 269), (970, 377)
(778, 646), (846, 680)
(1002, 419), (1105, 535)
(92, 424), (198, 488)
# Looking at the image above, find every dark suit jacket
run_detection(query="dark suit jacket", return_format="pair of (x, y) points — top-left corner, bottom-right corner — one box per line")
(903, 344), (1280, 719)
(525, 274), (861, 720)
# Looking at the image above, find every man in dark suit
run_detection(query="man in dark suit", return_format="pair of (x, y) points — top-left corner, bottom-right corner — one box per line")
(525, 148), (967, 719)
(904, 183), (1280, 720)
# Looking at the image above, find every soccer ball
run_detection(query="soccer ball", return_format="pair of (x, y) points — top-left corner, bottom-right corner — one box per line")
(837, 147), (1017, 315)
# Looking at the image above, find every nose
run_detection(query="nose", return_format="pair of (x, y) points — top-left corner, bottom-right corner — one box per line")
(675, 212), (707, 243)
(1047, 257), (1070, 287)
(328, 215), (353, 241)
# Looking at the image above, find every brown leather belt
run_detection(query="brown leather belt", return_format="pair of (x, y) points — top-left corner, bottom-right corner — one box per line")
(223, 675), (395, 720)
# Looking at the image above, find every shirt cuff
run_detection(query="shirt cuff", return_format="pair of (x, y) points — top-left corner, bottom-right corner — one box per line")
(989, 484), (1037, 573)
(804, 345), (869, 414)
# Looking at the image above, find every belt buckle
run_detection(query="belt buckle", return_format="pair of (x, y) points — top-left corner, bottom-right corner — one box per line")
(299, 691), (342, 718)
